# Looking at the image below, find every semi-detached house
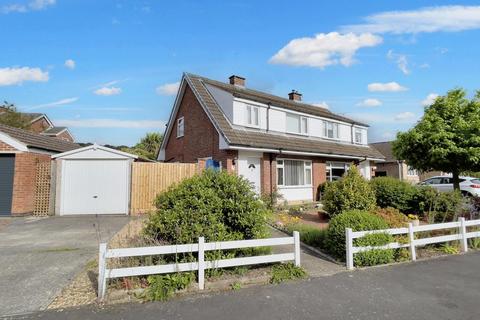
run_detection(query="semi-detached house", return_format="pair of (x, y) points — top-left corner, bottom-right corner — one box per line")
(158, 73), (385, 202)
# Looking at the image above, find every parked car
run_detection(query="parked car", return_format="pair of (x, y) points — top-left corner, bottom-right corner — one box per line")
(419, 175), (480, 196)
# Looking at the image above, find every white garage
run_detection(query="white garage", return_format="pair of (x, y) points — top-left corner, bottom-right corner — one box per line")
(53, 144), (137, 215)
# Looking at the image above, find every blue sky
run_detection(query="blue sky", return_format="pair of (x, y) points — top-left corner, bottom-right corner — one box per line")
(1, 1), (480, 146)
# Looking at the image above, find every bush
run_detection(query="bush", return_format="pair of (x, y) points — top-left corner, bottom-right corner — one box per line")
(370, 177), (416, 213)
(144, 170), (270, 244)
(322, 166), (376, 217)
(354, 233), (395, 267)
(372, 207), (409, 228)
(409, 187), (463, 221)
(325, 210), (391, 261)
(285, 223), (327, 249)
(142, 272), (195, 301)
(270, 263), (307, 284)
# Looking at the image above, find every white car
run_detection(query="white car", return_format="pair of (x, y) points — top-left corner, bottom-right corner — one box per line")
(419, 175), (480, 197)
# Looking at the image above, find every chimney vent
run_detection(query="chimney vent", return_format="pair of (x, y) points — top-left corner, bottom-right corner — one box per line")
(229, 75), (245, 87)
(288, 90), (302, 101)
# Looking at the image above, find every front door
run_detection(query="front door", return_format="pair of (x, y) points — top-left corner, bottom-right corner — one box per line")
(0, 155), (15, 216)
(244, 157), (261, 194)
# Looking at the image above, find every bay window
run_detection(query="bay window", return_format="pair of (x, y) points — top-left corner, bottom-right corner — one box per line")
(277, 159), (312, 187)
(286, 113), (308, 135)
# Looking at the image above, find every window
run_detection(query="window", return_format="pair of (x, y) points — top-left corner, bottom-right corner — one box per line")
(277, 159), (312, 186)
(354, 128), (363, 144)
(246, 105), (259, 127)
(177, 117), (184, 138)
(407, 166), (417, 176)
(286, 113), (308, 134)
(324, 121), (338, 139)
(326, 162), (350, 181)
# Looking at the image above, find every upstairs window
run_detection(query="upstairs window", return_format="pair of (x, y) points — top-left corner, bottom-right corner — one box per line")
(286, 113), (308, 135)
(177, 117), (184, 138)
(246, 105), (259, 127)
(324, 121), (339, 139)
(354, 128), (363, 144)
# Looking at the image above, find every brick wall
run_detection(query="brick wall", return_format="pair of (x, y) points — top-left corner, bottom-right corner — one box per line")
(55, 130), (74, 142)
(30, 117), (51, 133)
(11, 152), (51, 215)
(0, 140), (17, 152)
(164, 84), (236, 170)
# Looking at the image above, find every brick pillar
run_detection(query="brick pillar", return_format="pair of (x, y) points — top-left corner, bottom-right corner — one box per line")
(312, 159), (326, 201)
(260, 153), (277, 195)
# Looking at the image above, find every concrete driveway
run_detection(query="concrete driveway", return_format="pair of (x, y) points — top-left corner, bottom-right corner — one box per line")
(0, 216), (129, 317)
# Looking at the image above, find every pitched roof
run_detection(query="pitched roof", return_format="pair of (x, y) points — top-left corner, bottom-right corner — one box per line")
(0, 123), (79, 153)
(183, 73), (384, 160)
(370, 141), (397, 162)
(42, 126), (67, 135)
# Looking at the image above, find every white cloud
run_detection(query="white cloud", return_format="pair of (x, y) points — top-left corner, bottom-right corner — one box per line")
(94, 87), (122, 96)
(64, 59), (75, 70)
(341, 5), (480, 34)
(156, 81), (180, 96)
(357, 98), (382, 107)
(2, 0), (55, 13)
(27, 97), (79, 110)
(419, 63), (430, 69)
(395, 111), (415, 121)
(55, 118), (165, 128)
(0, 67), (49, 86)
(387, 50), (410, 75)
(367, 82), (408, 92)
(311, 101), (329, 109)
(422, 93), (439, 106)
(269, 32), (382, 69)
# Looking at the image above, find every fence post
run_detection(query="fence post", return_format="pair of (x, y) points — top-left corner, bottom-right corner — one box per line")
(293, 231), (301, 267)
(198, 237), (205, 290)
(459, 217), (468, 253)
(98, 243), (107, 301)
(346, 228), (354, 270)
(408, 223), (416, 261)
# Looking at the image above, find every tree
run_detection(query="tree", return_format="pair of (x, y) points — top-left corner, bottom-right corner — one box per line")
(0, 101), (31, 129)
(121, 132), (163, 160)
(393, 89), (480, 190)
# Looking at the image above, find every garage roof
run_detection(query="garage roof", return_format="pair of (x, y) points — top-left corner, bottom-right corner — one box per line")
(52, 143), (138, 159)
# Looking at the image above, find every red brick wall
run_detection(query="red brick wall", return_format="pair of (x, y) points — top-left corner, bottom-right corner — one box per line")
(164, 84), (236, 171)
(30, 117), (51, 133)
(11, 153), (51, 215)
(0, 140), (17, 152)
(55, 130), (74, 142)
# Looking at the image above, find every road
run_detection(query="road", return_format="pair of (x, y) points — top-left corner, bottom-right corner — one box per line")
(10, 251), (480, 320)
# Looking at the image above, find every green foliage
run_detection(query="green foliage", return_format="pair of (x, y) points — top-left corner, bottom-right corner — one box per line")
(372, 207), (409, 228)
(270, 263), (307, 284)
(354, 233), (395, 267)
(121, 132), (163, 160)
(143, 272), (195, 301)
(440, 244), (459, 255)
(409, 187), (463, 221)
(260, 188), (283, 210)
(370, 177), (416, 213)
(285, 223), (326, 249)
(322, 166), (376, 217)
(0, 102), (31, 130)
(230, 282), (242, 290)
(393, 88), (480, 190)
(325, 210), (390, 260)
(144, 170), (270, 245)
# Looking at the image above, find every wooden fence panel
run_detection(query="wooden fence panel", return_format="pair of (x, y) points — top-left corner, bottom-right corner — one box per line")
(130, 162), (198, 214)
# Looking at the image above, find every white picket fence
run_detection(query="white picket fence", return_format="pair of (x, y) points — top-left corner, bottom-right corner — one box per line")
(346, 217), (480, 270)
(98, 232), (300, 300)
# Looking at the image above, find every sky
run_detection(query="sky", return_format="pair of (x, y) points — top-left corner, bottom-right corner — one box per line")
(1, 0), (480, 146)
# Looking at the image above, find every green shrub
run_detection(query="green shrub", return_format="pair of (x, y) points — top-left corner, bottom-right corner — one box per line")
(142, 272), (195, 301)
(144, 170), (270, 244)
(354, 233), (395, 266)
(370, 177), (416, 213)
(270, 263), (307, 284)
(285, 223), (326, 249)
(322, 166), (376, 217)
(409, 187), (463, 221)
(372, 207), (409, 228)
(325, 210), (390, 261)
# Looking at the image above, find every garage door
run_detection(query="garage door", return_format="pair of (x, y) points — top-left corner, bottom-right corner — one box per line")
(61, 160), (130, 215)
(0, 155), (15, 216)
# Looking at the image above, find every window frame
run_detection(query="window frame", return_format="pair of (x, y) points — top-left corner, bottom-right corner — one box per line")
(176, 117), (185, 138)
(324, 121), (339, 139)
(285, 113), (309, 135)
(406, 165), (418, 176)
(276, 158), (313, 187)
(246, 104), (260, 127)
(354, 128), (363, 144)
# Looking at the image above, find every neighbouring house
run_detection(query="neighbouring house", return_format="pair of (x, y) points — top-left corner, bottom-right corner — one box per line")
(370, 141), (443, 183)
(0, 123), (79, 216)
(0, 108), (75, 142)
(157, 73), (385, 202)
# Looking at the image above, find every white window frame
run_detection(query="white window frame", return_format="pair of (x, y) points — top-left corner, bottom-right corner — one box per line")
(326, 162), (350, 182)
(277, 159), (312, 187)
(407, 165), (418, 176)
(324, 121), (339, 139)
(177, 117), (184, 138)
(286, 113), (309, 135)
(246, 105), (259, 127)
(354, 128), (363, 144)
